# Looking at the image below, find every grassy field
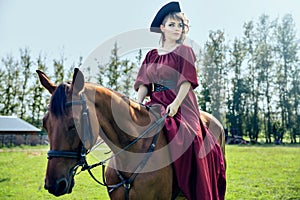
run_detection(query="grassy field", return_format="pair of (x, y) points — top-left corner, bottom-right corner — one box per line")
(0, 145), (299, 200)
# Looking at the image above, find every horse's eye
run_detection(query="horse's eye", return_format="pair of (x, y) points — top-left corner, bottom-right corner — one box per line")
(68, 126), (77, 134)
(42, 113), (49, 129)
(68, 124), (75, 130)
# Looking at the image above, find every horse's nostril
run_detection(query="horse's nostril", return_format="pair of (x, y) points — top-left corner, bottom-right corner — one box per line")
(55, 178), (68, 196)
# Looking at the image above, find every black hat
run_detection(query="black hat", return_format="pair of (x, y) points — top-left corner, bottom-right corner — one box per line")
(150, 2), (181, 33)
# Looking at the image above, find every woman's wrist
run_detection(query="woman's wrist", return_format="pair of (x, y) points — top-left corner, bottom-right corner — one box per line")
(174, 82), (191, 105)
(137, 85), (148, 103)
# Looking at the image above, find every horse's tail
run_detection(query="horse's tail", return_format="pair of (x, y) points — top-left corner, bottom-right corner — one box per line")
(200, 111), (226, 169)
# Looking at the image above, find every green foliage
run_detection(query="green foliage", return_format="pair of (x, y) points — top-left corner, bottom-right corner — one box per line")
(30, 55), (48, 127)
(226, 38), (247, 137)
(121, 59), (135, 96)
(1, 55), (21, 116)
(0, 48), (79, 129)
(106, 42), (122, 90)
(201, 30), (227, 121)
(53, 56), (65, 84)
(19, 48), (32, 119)
(274, 14), (299, 143)
(197, 14), (300, 143)
(95, 42), (140, 97)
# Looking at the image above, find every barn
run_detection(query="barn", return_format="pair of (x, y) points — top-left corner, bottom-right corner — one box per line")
(0, 116), (46, 146)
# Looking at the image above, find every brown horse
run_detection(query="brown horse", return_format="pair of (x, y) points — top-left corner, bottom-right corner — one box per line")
(37, 68), (225, 199)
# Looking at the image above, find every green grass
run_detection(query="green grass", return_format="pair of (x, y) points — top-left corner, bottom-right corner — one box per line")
(0, 146), (109, 200)
(225, 145), (300, 200)
(0, 145), (299, 199)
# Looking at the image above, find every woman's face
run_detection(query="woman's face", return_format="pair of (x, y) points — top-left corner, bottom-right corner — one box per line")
(160, 17), (183, 43)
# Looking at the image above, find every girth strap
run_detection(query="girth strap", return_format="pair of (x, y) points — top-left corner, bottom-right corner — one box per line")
(106, 130), (160, 200)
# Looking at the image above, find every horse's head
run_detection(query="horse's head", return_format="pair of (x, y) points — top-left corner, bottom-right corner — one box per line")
(37, 68), (96, 196)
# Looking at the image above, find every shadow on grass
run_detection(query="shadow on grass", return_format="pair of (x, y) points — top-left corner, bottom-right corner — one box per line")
(0, 178), (10, 183)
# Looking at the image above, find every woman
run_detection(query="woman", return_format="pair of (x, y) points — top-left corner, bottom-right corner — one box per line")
(134, 2), (226, 200)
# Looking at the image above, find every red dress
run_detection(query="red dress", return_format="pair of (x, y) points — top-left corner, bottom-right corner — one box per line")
(134, 45), (226, 200)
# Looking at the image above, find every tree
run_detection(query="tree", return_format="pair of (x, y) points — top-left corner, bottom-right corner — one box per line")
(96, 43), (139, 95)
(106, 42), (122, 91)
(96, 61), (106, 86)
(226, 38), (247, 137)
(274, 14), (299, 143)
(53, 55), (65, 84)
(0, 63), (5, 113)
(290, 65), (300, 143)
(19, 48), (32, 119)
(201, 30), (227, 121)
(29, 55), (49, 127)
(242, 17), (270, 142)
(121, 59), (135, 96)
(242, 20), (257, 140)
(198, 82), (211, 112)
(1, 56), (21, 116)
(254, 15), (275, 143)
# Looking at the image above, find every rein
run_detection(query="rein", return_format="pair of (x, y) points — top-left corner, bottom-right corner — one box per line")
(46, 92), (167, 198)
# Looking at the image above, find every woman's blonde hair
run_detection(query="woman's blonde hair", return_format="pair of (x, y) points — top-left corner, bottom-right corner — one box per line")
(160, 12), (190, 45)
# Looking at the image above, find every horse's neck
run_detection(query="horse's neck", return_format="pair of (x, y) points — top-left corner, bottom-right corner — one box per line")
(86, 85), (152, 153)
(85, 85), (171, 173)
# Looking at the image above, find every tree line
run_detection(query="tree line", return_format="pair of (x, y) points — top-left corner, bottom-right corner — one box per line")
(0, 14), (299, 143)
(199, 14), (299, 144)
(0, 50), (78, 130)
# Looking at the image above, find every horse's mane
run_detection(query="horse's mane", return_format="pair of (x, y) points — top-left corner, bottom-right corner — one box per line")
(86, 82), (134, 107)
(50, 83), (67, 116)
(50, 81), (147, 118)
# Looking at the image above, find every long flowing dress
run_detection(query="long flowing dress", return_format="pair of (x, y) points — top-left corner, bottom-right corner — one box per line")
(134, 44), (226, 200)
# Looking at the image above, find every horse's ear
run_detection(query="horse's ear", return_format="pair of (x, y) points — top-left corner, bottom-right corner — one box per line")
(72, 68), (84, 94)
(36, 70), (57, 94)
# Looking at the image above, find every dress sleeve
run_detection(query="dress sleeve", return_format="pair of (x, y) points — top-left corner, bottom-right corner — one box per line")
(134, 51), (151, 92)
(177, 46), (199, 89)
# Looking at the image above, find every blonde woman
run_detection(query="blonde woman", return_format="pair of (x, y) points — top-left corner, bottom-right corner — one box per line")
(134, 2), (226, 200)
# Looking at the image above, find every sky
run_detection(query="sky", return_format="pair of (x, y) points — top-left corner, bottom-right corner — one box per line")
(1, 0), (300, 69)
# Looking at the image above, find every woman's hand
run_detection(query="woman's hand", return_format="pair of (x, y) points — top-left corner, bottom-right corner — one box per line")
(166, 101), (180, 117)
(166, 81), (191, 117)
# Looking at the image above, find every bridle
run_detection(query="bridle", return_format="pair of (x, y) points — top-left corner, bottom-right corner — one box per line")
(46, 92), (167, 199)
(47, 93), (91, 173)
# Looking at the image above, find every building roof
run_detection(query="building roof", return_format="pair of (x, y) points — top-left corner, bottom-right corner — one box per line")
(0, 116), (40, 132)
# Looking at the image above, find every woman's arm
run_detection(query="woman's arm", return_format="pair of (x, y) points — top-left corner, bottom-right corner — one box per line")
(137, 84), (148, 104)
(166, 81), (191, 117)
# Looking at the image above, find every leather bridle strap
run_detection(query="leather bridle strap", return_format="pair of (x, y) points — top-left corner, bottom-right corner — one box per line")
(46, 93), (90, 168)
(47, 150), (80, 159)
